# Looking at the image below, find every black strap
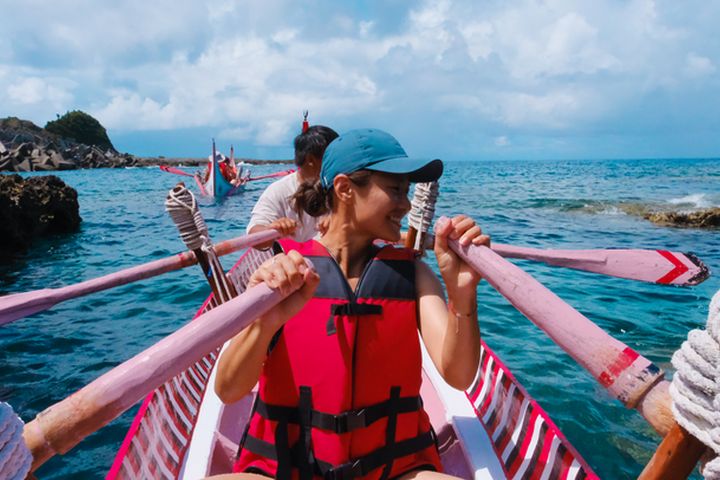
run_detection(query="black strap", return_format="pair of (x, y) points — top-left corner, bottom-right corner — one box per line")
(254, 395), (422, 433)
(327, 302), (383, 335)
(243, 430), (436, 480)
(298, 386), (314, 480)
(330, 303), (383, 316)
(318, 430), (436, 480)
(379, 387), (400, 480)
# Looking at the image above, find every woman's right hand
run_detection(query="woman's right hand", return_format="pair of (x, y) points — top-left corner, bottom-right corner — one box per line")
(247, 250), (320, 332)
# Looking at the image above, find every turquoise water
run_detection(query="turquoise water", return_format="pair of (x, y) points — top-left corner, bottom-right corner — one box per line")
(1, 158), (718, 479)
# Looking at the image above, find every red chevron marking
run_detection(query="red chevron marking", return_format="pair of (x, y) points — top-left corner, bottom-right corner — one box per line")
(656, 250), (689, 284)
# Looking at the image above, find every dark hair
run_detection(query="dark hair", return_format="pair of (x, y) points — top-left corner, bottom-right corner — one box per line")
(293, 125), (339, 167)
(293, 170), (372, 218)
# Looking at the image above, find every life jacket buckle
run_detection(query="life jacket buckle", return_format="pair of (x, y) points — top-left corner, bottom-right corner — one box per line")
(328, 458), (364, 480)
(345, 408), (367, 432)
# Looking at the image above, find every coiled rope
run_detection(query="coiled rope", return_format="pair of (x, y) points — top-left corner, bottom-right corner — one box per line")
(0, 402), (31, 480)
(670, 289), (720, 479)
(408, 182), (439, 250)
(165, 184), (233, 303)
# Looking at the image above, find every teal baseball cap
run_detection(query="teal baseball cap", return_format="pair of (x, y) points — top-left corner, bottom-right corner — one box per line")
(320, 129), (443, 189)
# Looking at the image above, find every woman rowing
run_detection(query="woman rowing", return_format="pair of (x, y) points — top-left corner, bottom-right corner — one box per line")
(213, 128), (489, 480)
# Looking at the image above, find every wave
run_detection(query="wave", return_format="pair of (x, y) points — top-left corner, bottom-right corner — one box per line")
(667, 193), (716, 209)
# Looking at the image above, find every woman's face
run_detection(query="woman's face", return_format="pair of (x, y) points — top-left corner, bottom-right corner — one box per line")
(352, 172), (411, 242)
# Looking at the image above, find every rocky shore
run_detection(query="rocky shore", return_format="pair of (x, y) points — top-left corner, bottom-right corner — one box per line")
(0, 174), (81, 252)
(644, 208), (720, 228)
(0, 117), (138, 172)
(0, 118), (291, 172)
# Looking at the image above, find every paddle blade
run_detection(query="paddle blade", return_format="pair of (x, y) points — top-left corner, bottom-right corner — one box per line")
(492, 244), (710, 286)
(0, 290), (58, 326)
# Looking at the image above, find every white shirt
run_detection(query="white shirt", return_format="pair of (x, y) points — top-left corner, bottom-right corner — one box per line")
(247, 172), (319, 242)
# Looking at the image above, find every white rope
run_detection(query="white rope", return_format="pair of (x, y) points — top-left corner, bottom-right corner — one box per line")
(165, 185), (210, 252)
(670, 289), (720, 479)
(408, 182), (439, 250)
(0, 402), (31, 480)
(165, 184), (233, 303)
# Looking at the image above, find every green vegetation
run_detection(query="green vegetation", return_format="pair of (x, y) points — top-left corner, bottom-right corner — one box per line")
(45, 110), (115, 151)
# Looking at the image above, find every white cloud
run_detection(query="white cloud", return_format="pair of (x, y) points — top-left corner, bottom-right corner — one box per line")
(1, 0), (719, 157)
(495, 136), (510, 147)
(686, 53), (716, 77)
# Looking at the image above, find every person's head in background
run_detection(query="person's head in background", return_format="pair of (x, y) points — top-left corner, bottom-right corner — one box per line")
(293, 124), (338, 182)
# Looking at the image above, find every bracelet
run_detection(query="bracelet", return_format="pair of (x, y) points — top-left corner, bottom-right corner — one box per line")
(448, 301), (477, 320)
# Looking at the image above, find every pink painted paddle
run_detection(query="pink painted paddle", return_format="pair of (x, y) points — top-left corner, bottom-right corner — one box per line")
(491, 243), (709, 286)
(247, 169), (295, 182)
(435, 216), (674, 434)
(410, 233), (710, 286)
(22, 274), (307, 472)
(0, 229), (280, 326)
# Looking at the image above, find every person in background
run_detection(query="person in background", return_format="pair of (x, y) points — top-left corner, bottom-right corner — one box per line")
(247, 118), (338, 248)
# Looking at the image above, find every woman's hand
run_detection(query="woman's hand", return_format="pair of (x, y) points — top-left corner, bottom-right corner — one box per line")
(247, 250), (320, 332)
(433, 215), (490, 298)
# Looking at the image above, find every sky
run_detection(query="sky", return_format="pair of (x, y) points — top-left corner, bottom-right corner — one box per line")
(1, 0), (719, 161)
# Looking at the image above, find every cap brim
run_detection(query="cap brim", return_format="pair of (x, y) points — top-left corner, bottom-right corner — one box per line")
(365, 157), (443, 183)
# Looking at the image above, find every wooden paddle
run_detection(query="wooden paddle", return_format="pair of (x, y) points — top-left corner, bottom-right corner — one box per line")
(435, 216), (675, 434)
(408, 233), (709, 286)
(0, 229), (280, 326)
(22, 278), (300, 472)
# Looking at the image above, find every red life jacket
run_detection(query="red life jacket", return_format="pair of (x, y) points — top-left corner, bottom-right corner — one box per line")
(233, 239), (442, 480)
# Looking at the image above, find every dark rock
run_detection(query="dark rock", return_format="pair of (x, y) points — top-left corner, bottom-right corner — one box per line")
(0, 174), (81, 252)
(0, 116), (138, 172)
(644, 208), (720, 228)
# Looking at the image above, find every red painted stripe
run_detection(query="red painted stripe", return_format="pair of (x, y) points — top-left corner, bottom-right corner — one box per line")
(656, 250), (689, 284)
(479, 362), (502, 417)
(559, 448), (575, 480)
(106, 391), (156, 479)
(528, 429), (557, 480)
(507, 409), (540, 478)
(470, 352), (492, 403)
(598, 347), (640, 387)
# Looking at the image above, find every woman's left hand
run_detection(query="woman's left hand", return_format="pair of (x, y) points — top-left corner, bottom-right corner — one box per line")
(434, 215), (490, 297)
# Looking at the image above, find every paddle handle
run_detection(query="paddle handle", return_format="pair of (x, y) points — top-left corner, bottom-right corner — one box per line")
(436, 216), (673, 433)
(638, 423), (707, 479)
(22, 279), (292, 471)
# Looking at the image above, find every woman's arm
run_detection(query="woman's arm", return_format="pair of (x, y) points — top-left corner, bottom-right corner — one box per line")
(214, 251), (319, 403)
(417, 215), (489, 390)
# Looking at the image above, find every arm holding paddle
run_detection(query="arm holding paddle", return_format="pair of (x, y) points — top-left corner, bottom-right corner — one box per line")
(418, 215), (489, 390)
(248, 218), (298, 250)
(215, 251), (320, 403)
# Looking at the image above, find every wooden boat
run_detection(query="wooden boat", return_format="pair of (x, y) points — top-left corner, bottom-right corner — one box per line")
(107, 247), (598, 479)
(202, 143), (248, 198)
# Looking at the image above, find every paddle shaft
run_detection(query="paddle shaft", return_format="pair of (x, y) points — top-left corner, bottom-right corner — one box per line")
(22, 281), (289, 471)
(638, 423), (707, 480)
(436, 217), (673, 433)
(0, 229), (280, 326)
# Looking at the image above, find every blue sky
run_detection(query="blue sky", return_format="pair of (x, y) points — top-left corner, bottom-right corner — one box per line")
(1, 0), (719, 161)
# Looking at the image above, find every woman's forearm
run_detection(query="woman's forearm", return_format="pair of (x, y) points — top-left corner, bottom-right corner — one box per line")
(214, 319), (277, 403)
(440, 292), (480, 390)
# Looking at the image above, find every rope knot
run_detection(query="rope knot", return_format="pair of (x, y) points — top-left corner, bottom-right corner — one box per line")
(670, 289), (720, 478)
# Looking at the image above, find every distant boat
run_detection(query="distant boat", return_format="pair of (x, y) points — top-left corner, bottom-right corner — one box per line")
(202, 141), (249, 198)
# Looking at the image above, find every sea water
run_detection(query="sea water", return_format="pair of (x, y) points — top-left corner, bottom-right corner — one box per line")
(1, 158), (718, 479)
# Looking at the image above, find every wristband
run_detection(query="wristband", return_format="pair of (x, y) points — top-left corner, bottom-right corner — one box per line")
(448, 301), (476, 320)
